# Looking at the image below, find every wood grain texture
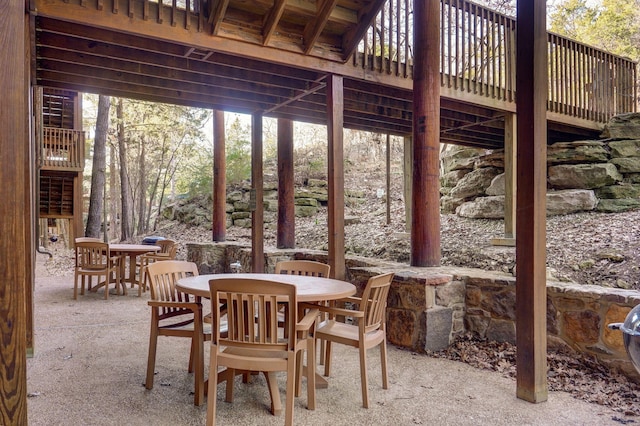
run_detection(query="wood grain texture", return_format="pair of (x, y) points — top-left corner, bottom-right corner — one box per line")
(0, 1), (29, 423)
(277, 118), (295, 249)
(327, 75), (345, 280)
(251, 112), (264, 272)
(212, 110), (226, 241)
(411, 0), (441, 267)
(515, 0), (548, 403)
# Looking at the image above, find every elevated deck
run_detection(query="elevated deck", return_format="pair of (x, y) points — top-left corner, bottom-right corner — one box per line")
(31, 0), (637, 148)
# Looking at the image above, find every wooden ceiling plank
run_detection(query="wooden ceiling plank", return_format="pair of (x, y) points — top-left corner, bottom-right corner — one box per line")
(36, 53), (298, 106)
(37, 60), (290, 108)
(36, 17), (325, 83)
(38, 71), (271, 113)
(36, 30), (318, 92)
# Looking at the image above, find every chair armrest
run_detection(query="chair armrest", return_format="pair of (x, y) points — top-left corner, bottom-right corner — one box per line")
(299, 302), (364, 318)
(296, 308), (319, 331)
(147, 301), (201, 312)
(340, 296), (362, 304)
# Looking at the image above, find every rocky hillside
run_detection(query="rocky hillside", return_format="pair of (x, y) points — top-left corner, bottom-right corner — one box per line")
(154, 113), (640, 290)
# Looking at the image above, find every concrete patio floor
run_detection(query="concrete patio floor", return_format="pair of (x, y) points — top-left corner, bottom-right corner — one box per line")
(27, 254), (631, 425)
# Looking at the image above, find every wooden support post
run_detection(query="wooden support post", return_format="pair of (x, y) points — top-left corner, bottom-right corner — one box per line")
(411, 0), (441, 267)
(0, 3), (30, 423)
(73, 92), (84, 244)
(403, 136), (412, 233)
(277, 118), (295, 249)
(327, 75), (345, 280)
(251, 111), (264, 272)
(491, 112), (516, 246)
(212, 110), (226, 242)
(386, 133), (391, 225)
(516, 0), (548, 403)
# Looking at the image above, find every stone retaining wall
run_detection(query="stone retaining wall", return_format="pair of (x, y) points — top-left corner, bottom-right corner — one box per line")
(187, 242), (640, 382)
(441, 113), (640, 217)
(163, 178), (367, 228)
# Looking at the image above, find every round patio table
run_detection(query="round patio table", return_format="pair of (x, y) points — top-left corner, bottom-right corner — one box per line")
(109, 244), (160, 295)
(177, 273), (356, 391)
(176, 273), (356, 302)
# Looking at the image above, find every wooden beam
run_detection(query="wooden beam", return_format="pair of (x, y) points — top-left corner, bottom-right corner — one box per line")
(0, 2), (29, 423)
(403, 136), (412, 233)
(341, 0), (387, 61)
(303, 0), (339, 54)
(327, 74), (345, 280)
(277, 118), (295, 249)
(491, 112), (516, 246)
(411, 0), (441, 267)
(263, 0), (286, 46)
(209, 0), (229, 33)
(212, 110), (226, 242)
(251, 112), (264, 272)
(515, 0), (548, 403)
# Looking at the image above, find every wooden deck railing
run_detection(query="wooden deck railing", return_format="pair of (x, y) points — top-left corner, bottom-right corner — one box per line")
(353, 0), (637, 122)
(40, 127), (85, 171)
(548, 33), (637, 121)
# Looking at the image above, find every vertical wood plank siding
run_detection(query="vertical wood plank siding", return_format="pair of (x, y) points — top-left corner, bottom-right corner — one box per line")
(54, 0), (637, 122)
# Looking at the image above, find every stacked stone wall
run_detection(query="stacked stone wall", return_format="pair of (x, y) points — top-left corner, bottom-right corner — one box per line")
(163, 178), (369, 228)
(441, 113), (640, 218)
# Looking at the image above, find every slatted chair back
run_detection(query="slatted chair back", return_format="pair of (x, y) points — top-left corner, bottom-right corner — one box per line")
(275, 260), (330, 278)
(146, 260), (199, 319)
(360, 272), (394, 333)
(211, 278), (296, 352)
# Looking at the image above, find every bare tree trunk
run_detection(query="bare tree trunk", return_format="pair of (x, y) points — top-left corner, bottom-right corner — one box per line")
(117, 99), (133, 240)
(137, 135), (147, 235)
(85, 95), (110, 238)
(109, 143), (118, 241)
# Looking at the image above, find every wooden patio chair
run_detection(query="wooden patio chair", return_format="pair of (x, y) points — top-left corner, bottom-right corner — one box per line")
(206, 278), (319, 426)
(73, 237), (103, 293)
(73, 240), (121, 300)
(138, 239), (177, 293)
(145, 260), (211, 406)
(275, 260), (331, 364)
(306, 272), (394, 408)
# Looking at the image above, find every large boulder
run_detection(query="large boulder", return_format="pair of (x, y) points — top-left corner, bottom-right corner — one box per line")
(440, 169), (467, 188)
(547, 141), (608, 164)
(546, 190), (597, 215)
(548, 163), (622, 189)
(601, 113), (640, 140)
(440, 195), (466, 214)
(596, 198), (640, 213)
(485, 173), (505, 196)
(457, 196), (504, 219)
(440, 146), (487, 172)
(609, 140), (640, 158)
(474, 150), (505, 169)
(610, 157), (640, 173)
(595, 183), (640, 199)
(449, 167), (501, 199)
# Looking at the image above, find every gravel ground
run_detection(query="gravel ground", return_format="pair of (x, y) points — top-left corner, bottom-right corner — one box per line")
(42, 204), (640, 419)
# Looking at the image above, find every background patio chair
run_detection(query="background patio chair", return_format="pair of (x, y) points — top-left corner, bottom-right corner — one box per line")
(206, 278), (318, 426)
(138, 239), (177, 293)
(275, 260), (331, 363)
(73, 240), (121, 300)
(309, 272), (394, 408)
(145, 260), (210, 406)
